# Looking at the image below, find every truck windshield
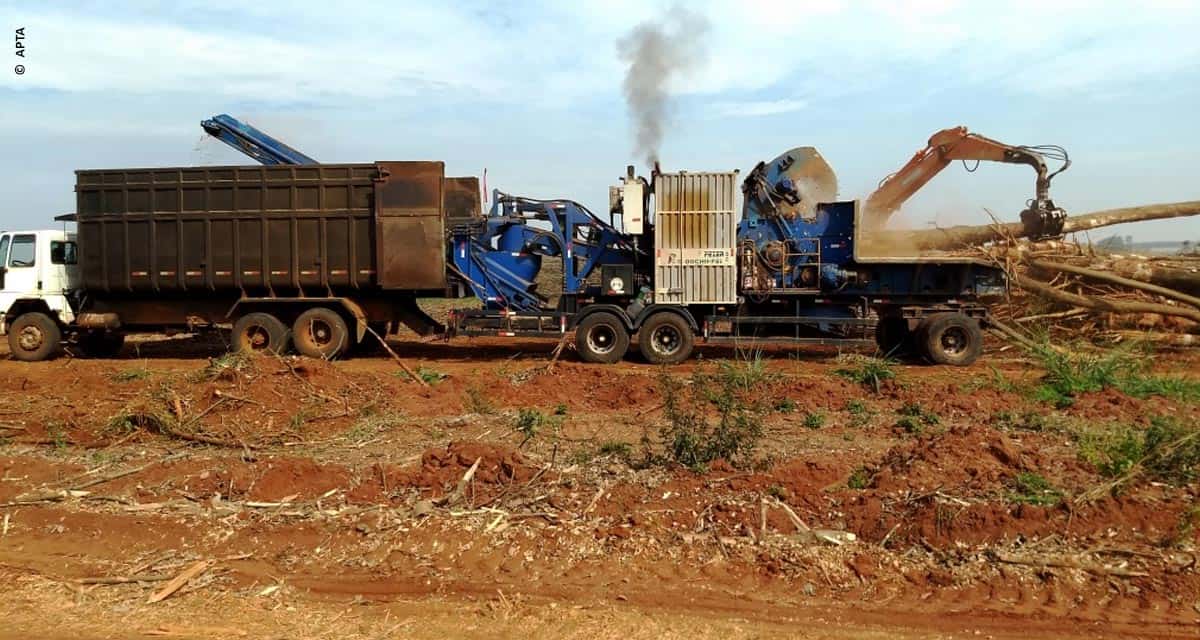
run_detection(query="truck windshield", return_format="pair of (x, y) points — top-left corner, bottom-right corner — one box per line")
(8, 234), (34, 267)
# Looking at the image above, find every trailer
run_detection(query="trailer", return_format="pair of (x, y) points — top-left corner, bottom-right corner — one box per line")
(1, 161), (480, 361)
(447, 151), (1007, 366)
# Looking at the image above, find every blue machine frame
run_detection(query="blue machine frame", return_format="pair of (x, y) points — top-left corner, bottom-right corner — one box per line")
(200, 114), (319, 166)
(450, 191), (639, 312)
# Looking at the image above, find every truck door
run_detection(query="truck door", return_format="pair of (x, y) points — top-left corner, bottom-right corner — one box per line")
(2, 233), (39, 298)
(0, 234), (8, 290)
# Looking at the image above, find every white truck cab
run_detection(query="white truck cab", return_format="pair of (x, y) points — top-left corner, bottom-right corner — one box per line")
(0, 229), (82, 359)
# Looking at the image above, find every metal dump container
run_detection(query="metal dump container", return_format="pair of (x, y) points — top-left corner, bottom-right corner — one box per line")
(75, 162), (451, 294)
(443, 177), (483, 229)
(653, 171), (739, 305)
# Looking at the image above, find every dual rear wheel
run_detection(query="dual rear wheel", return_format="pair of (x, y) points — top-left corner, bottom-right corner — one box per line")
(573, 311), (694, 365)
(874, 313), (983, 366)
(232, 308), (351, 360)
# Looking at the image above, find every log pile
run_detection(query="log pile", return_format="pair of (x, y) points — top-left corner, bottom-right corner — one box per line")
(992, 244), (1200, 345)
(864, 200), (1200, 345)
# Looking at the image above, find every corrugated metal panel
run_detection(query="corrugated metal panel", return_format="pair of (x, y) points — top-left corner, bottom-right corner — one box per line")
(653, 171), (738, 305)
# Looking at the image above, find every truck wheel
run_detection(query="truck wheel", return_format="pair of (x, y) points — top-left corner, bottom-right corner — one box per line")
(293, 308), (350, 360)
(917, 313), (982, 366)
(874, 317), (912, 357)
(7, 312), (62, 362)
(638, 312), (694, 365)
(574, 312), (629, 364)
(232, 312), (290, 355)
(77, 331), (125, 358)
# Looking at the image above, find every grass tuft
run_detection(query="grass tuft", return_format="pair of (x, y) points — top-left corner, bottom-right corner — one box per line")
(110, 366), (152, 383)
(1007, 472), (1062, 506)
(835, 355), (897, 393)
(1030, 342), (1200, 406)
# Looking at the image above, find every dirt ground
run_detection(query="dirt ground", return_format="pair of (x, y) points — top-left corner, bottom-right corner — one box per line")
(0, 333), (1197, 639)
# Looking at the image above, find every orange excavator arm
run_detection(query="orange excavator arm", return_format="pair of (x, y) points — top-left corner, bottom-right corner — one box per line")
(864, 126), (1070, 238)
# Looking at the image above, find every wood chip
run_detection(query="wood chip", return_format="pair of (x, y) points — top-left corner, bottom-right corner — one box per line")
(146, 560), (211, 603)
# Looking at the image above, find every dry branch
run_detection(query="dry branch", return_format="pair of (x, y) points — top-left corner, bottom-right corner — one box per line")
(1028, 259), (1200, 309)
(994, 551), (1149, 578)
(435, 457), (481, 508)
(146, 560), (211, 603)
(1012, 273), (1200, 324)
(364, 324), (429, 387)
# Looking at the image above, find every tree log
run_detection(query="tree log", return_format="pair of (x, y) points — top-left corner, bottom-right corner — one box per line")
(1106, 260), (1200, 296)
(1011, 273), (1200, 324)
(867, 200), (1200, 252)
(1028, 259), (1200, 309)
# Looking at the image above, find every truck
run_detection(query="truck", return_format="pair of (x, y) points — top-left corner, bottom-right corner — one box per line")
(2, 161), (481, 361)
(447, 151), (1010, 367)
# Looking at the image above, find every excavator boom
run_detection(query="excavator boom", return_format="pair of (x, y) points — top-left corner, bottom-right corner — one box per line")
(864, 126), (1069, 238)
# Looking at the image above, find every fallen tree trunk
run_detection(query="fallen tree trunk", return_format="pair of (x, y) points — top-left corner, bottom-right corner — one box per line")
(1011, 273), (1200, 324)
(1028, 259), (1200, 309)
(1105, 259), (1200, 296)
(868, 200), (1200, 252)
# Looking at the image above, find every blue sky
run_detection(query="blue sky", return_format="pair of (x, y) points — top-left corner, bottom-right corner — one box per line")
(1, 0), (1198, 242)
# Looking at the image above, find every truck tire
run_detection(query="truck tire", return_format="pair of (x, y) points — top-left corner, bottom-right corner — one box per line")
(874, 317), (912, 357)
(7, 312), (62, 362)
(293, 308), (350, 360)
(77, 331), (125, 358)
(232, 312), (290, 355)
(574, 312), (629, 364)
(638, 312), (694, 365)
(916, 313), (982, 366)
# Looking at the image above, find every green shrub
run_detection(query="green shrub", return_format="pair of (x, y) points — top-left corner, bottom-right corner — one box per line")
(1176, 506), (1200, 545)
(845, 399), (874, 427)
(657, 361), (766, 471)
(717, 349), (773, 389)
(835, 355), (897, 393)
(802, 411), (826, 430)
(1007, 472), (1062, 506)
(895, 402), (939, 434)
(597, 440), (632, 458)
(773, 398), (798, 413)
(396, 366), (447, 385)
(1075, 417), (1200, 486)
(1031, 342), (1200, 405)
(847, 467), (871, 490)
(513, 408), (563, 446)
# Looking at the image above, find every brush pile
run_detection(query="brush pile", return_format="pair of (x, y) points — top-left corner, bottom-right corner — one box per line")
(990, 240), (1200, 346)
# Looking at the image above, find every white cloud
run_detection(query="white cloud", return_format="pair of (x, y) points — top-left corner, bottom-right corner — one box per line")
(713, 99), (807, 117)
(3, 1), (1197, 107)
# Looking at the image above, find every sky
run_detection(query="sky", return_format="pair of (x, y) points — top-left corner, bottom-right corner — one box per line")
(1, 0), (1198, 243)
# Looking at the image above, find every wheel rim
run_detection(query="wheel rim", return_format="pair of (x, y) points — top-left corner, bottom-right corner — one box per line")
(939, 326), (969, 357)
(17, 326), (44, 351)
(244, 325), (271, 350)
(586, 323), (617, 355)
(650, 324), (682, 356)
(305, 319), (335, 347)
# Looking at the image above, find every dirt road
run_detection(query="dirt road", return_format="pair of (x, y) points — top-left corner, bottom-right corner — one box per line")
(0, 335), (1196, 638)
